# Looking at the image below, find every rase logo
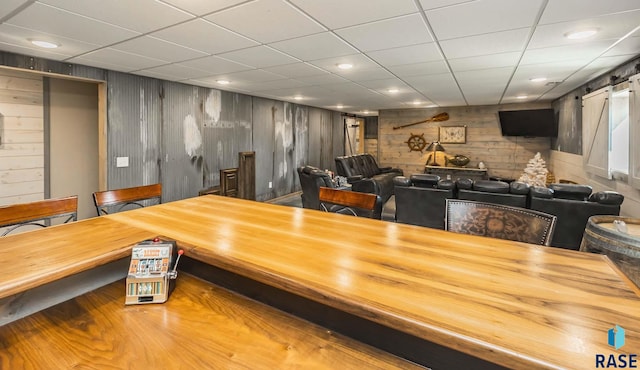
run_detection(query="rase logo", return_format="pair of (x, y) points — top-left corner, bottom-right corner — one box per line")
(596, 325), (637, 368)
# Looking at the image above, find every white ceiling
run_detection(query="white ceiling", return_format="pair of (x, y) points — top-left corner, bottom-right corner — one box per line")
(1, 0), (639, 115)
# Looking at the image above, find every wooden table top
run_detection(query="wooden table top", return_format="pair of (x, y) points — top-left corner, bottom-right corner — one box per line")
(0, 273), (421, 369)
(2, 195), (639, 369)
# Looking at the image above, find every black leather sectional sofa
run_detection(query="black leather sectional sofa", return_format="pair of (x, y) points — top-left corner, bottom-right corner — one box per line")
(334, 154), (403, 203)
(394, 177), (624, 250)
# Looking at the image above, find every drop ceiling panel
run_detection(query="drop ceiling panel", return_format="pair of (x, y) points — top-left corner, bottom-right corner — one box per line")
(289, 0), (418, 30)
(0, 0), (29, 19)
(253, 85), (333, 99)
(0, 41), (70, 61)
(294, 73), (349, 85)
(440, 29), (529, 59)
(150, 19), (258, 55)
(529, 11), (640, 49)
(367, 43), (441, 67)
(512, 60), (588, 82)
(69, 48), (168, 72)
(405, 73), (465, 106)
(39, 0), (193, 33)
(0, 23), (100, 57)
(335, 14), (433, 52)
(356, 78), (411, 91)
(387, 60), (449, 77)
(522, 39), (619, 65)
(307, 53), (379, 72)
(178, 55), (253, 75)
(6, 2), (140, 45)
(335, 66), (395, 82)
(448, 52), (521, 72)
(218, 46), (300, 68)
(205, 0), (325, 44)
(161, 0), (248, 16)
(603, 36), (640, 58)
(425, 0), (542, 40)
(219, 69), (285, 83)
(111, 36), (208, 63)
(246, 78), (306, 92)
(269, 32), (358, 61)
(539, 0), (640, 25)
(137, 64), (212, 80)
(262, 62), (327, 78)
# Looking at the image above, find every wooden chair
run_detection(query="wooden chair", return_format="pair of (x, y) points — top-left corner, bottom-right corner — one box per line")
(445, 199), (557, 246)
(93, 183), (162, 216)
(318, 187), (381, 219)
(0, 196), (78, 236)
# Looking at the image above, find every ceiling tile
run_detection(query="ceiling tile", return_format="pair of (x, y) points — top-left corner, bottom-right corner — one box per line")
(529, 10), (640, 50)
(111, 36), (208, 63)
(218, 46), (300, 68)
(449, 52), (521, 72)
(539, 0), (640, 24)
(307, 53), (379, 72)
(219, 69), (285, 83)
(0, 0), (29, 19)
(521, 39), (619, 65)
(262, 62), (327, 78)
(6, 2), (139, 45)
(39, 0), (193, 33)
(404, 73), (465, 106)
(290, 0), (418, 30)
(335, 14), (433, 52)
(136, 64), (212, 80)
(336, 66), (395, 82)
(160, 0), (248, 16)
(512, 59), (590, 82)
(249, 78), (307, 92)
(206, 0), (325, 43)
(69, 48), (168, 72)
(418, 0), (474, 11)
(177, 55), (253, 75)
(294, 73), (349, 85)
(602, 35), (640, 58)
(440, 28), (529, 59)
(269, 32), (358, 61)
(387, 60), (450, 77)
(426, 0), (543, 40)
(0, 41), (71, 61)
(356, 78), (411, 91)
(0, 23), (100, 57)
(151, 19), (258, 55)
(367, 42), (441, 66)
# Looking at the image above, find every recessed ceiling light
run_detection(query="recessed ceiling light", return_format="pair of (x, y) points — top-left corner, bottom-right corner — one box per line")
(216, 80), (230, 85)
(565, 29), (598, 40)
(387, 88), (399, 93)
(294, 96), (303, 100)
(362, 110), (369, 114)
(30, 39), (59, 49)
(336, 104), (344, 109)
(529, 77), (547, 83)
(412, 101), (421, 105)
(516, 95), (528, 99)
(337, 63), (353, 70)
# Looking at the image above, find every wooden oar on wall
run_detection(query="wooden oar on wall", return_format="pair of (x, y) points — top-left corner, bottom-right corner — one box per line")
(392, 112), (449, 130)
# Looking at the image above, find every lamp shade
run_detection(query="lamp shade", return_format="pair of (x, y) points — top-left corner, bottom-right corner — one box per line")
(426, 141), (445, 152)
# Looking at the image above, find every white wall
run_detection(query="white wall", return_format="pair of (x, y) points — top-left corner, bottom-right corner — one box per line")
(549, 150), (640, 218)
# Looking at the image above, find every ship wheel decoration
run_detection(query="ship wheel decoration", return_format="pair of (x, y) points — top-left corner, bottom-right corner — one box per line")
(405, 133), (427, 152)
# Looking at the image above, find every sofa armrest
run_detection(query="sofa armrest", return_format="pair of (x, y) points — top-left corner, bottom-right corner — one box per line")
(380, 167), (404, 175)
(350, 178), (380, 196)
(347, 175), (364, 183)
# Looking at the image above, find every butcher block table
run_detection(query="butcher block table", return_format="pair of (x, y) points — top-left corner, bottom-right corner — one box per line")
(1, 195), (639, 369)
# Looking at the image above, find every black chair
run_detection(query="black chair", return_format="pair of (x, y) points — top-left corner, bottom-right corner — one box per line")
(318, 187), (381, 219)
(0, 196), (78, 236)
(394, 175), (455, 229)
(297, 166), (335, 210)
(445, 199), (557, 246)
(93, 183), (162, 216)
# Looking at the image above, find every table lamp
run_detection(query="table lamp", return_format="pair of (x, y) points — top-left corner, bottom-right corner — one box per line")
(426, 141), (445, 166)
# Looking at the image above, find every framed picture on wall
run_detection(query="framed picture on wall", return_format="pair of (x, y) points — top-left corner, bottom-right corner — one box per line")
(439, 126), (466, 144)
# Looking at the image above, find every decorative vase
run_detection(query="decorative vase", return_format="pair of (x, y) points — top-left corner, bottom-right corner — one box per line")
(448, 154), (470, 167)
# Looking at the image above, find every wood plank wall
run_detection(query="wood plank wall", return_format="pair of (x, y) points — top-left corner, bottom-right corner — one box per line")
(0, 69), (43, 206)
(379, 104), (552, 180)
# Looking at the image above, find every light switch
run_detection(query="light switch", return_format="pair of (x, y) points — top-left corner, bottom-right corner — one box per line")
(116, 156), (129, 168)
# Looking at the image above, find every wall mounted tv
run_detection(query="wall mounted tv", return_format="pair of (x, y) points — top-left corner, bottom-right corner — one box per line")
(498, 109), (558, 137)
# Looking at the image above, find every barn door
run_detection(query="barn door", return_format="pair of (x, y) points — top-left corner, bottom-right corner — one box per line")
(629, 73), (640, 188)
(582, 86), (611, 179)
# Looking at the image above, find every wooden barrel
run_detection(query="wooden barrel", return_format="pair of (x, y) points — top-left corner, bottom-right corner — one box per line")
(580, 216), (640, 289)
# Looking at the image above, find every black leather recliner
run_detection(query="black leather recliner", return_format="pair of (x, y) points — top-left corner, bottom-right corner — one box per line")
(296, 165), (334, 210)
(334, 153), (403, 203)
(394, 175), (456, 229)
(457, 179), (530, 208)
(529, 184), (624, 250)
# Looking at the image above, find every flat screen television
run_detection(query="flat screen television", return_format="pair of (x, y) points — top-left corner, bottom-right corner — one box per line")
(498, 109), (557, 137)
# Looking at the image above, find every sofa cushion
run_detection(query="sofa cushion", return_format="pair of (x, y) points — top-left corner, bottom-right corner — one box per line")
(393, 176), (411, 187)
(410, 174), (440, 188)
(530, 186), (554, 199)
(589, 191), (624, 205)
(473, 180), (510, 193)
(509, 181), (530, 195)
(549, 183), (592, 200)
(456, 178), (473, 190)
(437, 179), (456, 190)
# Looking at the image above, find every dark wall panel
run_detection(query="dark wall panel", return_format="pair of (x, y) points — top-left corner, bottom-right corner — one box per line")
(252, 97), (279, 201)
(293, 104), (309, 190)
(307, 108), (323, 169)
